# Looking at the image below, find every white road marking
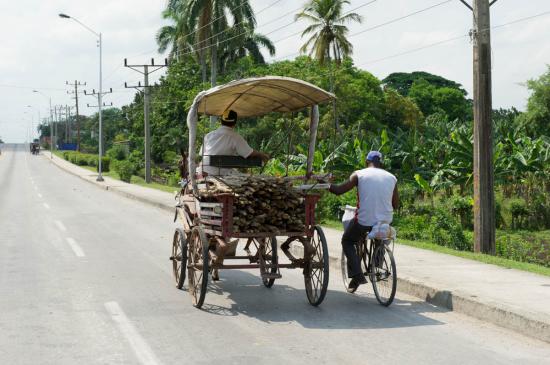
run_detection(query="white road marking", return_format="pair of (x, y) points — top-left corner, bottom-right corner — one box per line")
(33, 185), (38, 191)
(43, 203), (50, 209)
(104, 302), (161, 365)
(66, 237), (85, 257)
(37, 193), (43, 198)
(54, 220), (67, 232)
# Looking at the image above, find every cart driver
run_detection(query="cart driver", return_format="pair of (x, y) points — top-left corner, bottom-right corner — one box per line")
(327, 151), (399, 293)
(198, 109), (269, 176)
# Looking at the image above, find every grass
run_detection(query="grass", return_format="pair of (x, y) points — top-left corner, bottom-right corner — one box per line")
(320, 219), (550, 277)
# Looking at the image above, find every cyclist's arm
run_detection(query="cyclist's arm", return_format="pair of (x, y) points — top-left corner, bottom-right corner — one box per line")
(392, 184), (399, 210)
(328, 173), (358, 195)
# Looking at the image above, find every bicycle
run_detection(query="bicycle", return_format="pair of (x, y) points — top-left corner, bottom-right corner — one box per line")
(340, 221), (397, 307)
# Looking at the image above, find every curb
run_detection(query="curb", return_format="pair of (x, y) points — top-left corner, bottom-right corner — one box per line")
(46, 153), (550, 344)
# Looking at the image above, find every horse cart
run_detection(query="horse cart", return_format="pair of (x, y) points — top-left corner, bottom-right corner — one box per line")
(170, 76), (335, 308)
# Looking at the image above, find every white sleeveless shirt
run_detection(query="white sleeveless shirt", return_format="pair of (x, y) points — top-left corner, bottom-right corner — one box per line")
(355, 167), (397, 227)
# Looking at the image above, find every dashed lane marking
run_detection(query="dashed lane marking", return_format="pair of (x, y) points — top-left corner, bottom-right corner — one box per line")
(43, 203), (50, 210)
(65, 237), (85, 257)
(104, 301), (161, 365)
(54, 220), (67, 232)
(37, 193), (43, 198)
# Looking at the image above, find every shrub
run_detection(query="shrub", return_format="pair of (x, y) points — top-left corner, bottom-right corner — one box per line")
(107, 145), (127, 161)
(317, 190), (356, 222)
(430, 208), (470, 251)
(98, 156), (110, 172)
(510, 198), (529, 229)
(393, 215), (431, 241)
(167, 172), (180, 187)
(76, 154), (89, 166)
(114, 159), (134, 182)
(450, 195), (473, 229)
(163, 150), (179, 164)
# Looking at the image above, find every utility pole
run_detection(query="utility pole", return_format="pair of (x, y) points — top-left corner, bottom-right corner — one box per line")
(459, 0), (498, 254)
(67, 80), (86, 151)
(124, 58), (168, 183)
(84, 87), (113, 180)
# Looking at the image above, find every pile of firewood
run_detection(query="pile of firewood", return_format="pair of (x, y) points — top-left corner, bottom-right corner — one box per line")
(198, 175), (305, 233)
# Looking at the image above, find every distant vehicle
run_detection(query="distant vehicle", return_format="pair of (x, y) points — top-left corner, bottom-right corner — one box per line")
(30, 142), (40, 155)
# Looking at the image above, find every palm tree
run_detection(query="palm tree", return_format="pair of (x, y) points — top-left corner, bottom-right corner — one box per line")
(181, 0), (255, 85)
(156, 8), (193, 61)
(218, 23), (276, 74)
(295, 0), (362, 65)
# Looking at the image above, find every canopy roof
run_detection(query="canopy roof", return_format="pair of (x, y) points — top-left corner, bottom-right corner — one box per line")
(195, 76), (335, 118)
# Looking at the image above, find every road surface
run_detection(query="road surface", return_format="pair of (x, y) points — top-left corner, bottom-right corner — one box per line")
(1, 144), (549, 365)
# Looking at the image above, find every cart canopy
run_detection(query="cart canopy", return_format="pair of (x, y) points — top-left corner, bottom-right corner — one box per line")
(194, 76), (335, 118)
(186, 76), (334, 189)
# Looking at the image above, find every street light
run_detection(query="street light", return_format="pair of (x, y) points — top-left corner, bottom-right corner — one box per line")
(33, 90), (53, 159)
(59, 13), (104, 182)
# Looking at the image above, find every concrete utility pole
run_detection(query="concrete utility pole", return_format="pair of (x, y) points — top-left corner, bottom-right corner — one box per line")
(124, 58), (168, 184)
(67, 80), (86, 151)
(459, 0), (498, 254)
(84, 87), (113, 180)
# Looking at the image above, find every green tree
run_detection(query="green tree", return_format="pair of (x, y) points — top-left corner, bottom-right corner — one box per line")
(520, 65), (550, 135)
(382, 71), (467, 96)
(295, 0), (362, 65)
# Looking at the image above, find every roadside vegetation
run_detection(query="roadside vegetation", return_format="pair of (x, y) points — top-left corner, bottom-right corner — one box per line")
(38, 0), (550, 270)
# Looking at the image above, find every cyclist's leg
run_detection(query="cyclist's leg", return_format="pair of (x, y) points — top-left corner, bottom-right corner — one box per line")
(341, 220), (369, 278)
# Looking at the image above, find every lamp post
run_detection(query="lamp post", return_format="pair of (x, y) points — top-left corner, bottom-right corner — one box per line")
(32, 90), (53, 158)
(59, 13), (104, 181)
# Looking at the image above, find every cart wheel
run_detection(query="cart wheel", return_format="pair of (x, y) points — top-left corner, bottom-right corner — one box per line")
(370, 242), (397, 306)
(304, 226), (329, 306)
(171, 229), (187, 289)
(262, 236), (278, 288)
(188, 227), (209, 308)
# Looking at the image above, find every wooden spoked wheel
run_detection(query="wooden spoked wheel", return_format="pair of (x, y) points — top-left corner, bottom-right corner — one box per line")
(187, 227), (209, 308)
(262, 236), (278, 288)
(304, 226), (329, 306)
(172, 229), (187, 289)
(370, 242), (397, 307)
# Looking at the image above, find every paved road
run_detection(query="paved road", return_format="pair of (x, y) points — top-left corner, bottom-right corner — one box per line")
(1, 144), (549, 365)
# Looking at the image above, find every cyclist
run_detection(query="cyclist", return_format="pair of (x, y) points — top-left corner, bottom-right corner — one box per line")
(328, 151), (399, 293)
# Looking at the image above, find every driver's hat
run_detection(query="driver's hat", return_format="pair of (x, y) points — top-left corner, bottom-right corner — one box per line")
(222, 109), (238, 123)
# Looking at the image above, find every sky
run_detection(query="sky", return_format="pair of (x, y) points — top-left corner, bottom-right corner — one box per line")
(0, 0), (549, 142)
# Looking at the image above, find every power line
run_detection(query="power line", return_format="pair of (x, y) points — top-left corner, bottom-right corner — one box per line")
(358, 9), (550, 67)
(0, 84), (65, 91)
(350, 0), (452, 38)
(270, 0), (454, 62)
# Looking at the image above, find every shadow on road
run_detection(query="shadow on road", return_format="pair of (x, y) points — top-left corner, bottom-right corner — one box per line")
(190, 269), (445, 330)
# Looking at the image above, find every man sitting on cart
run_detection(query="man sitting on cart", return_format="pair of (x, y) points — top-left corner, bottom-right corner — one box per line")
(198, 109), (269, 176)
(328, 151), (399, 293)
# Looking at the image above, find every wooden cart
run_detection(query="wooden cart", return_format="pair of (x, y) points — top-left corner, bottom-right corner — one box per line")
(170, 76), (335, 308)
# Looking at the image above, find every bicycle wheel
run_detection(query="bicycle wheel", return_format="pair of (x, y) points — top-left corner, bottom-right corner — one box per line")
(262, 236), (278, 288)
(370, 242), (397, 306)
(340, 240), (369, 291)
(304, 226), (329, 306)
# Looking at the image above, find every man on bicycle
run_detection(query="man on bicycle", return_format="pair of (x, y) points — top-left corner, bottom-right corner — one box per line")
(328, 151), (399, 293)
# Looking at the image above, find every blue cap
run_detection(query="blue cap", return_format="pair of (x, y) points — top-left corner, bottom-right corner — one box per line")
(366, 150), (382, 162)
